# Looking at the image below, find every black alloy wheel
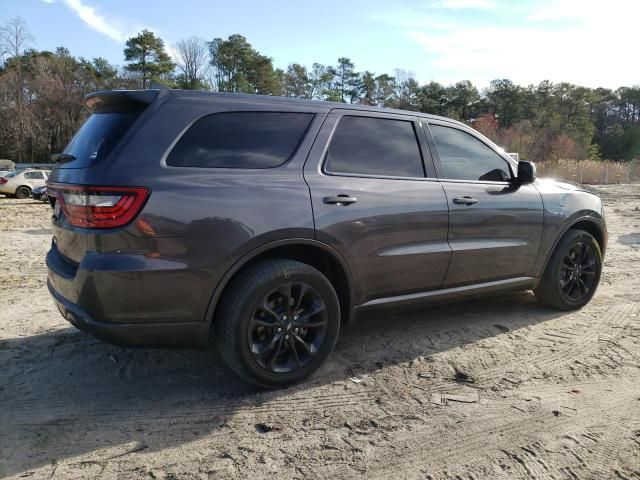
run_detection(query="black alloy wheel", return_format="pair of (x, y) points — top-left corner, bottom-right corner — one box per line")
(559, 241), (597, 302)
(248, 282), (328, 373)
(216, 259), (341, 388)
(534, 229), (602, 310)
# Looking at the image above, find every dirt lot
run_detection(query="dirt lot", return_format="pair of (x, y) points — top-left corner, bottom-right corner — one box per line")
(1, 185), (639, 480)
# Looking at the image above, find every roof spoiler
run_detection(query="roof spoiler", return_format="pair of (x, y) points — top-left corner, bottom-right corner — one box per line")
(84, 89), (160, 112)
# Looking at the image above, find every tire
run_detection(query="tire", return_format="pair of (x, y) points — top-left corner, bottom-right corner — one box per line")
(15, 186), (31, 199)
(534, 229), (602, 310)
(215, 259), (341, 389)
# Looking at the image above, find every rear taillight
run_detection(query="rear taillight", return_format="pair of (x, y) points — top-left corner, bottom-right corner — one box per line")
(48, 184), (150, 229)
(0, 178), (7, 184)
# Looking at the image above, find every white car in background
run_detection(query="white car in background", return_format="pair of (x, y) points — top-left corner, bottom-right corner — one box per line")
(0, 169), (50, 199)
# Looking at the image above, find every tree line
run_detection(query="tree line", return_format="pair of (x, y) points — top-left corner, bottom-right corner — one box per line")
(1, 17), (639, 164)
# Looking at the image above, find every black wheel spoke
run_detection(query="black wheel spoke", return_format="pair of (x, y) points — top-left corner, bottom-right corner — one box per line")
(288, 336), (302, 367)
(301, 301), (326, 318)
(259, 300), (281, 321)
(250, 317), (278, 328)
(578, 243), (588, 263)
(266, 335), (285, 369)
(294, 317), (328, 329)
(292, 284), (310, 313)
(256, 332), (282, 356)
(282, 283), (295, 310)
(293, 334), (312, 356)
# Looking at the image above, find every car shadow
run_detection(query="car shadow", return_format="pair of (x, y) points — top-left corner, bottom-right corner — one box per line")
(0, 291), (565, 477)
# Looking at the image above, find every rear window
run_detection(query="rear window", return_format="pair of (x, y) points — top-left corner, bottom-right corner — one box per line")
(63, 108), (142, 167)
(166, 112), (314, 169)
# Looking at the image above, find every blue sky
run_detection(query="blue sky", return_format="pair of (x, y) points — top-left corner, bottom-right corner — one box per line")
(1, 0), (638, 88)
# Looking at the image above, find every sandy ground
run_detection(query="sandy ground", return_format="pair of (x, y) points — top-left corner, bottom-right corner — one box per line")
(0, 185), (639, 480)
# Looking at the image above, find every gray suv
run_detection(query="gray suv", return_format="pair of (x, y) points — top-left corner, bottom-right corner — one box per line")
(46, 89), (606, 388)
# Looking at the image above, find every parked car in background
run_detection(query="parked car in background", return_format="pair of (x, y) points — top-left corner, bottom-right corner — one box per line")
(46, 89), (607, 388)
(32, 185), (49, 202)
(0, 159), (15, 177)
(0, 169), (49, 198)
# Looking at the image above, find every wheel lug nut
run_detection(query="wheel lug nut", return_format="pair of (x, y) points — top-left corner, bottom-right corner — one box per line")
(282, 315), (287, 320)
(277, 327), (282, 332)
(285, 335), (289, 339)
(293, 316), (298, 320)
(294, 328), (299, 333)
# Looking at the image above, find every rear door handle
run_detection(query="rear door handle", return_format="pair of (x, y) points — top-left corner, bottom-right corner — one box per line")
(452, 196), (478, 205)
(323, 195), (357, 206)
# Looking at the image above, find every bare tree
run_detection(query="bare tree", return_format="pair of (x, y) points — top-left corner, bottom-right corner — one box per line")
(0, 17), (33, 161)
(0, 16), (33, 61)
(172, 36), (210, 90)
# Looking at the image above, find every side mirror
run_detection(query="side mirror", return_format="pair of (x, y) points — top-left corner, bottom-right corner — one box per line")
(517, 161), (536, 184)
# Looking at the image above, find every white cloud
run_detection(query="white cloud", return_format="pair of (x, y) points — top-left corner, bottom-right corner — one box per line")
(381, 0), (640, 88)
(52, 0), (156, 44)
(60, 0), (125, 42)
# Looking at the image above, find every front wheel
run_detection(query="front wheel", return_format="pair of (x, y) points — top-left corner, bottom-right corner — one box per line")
(215, 259), (341, 388)
(534, 229), (602, 310)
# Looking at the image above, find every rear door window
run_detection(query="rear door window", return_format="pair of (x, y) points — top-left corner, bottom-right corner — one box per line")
(324, 116), (424, 178)
(166, 112), (314, 168)
(63, 108), (143, 167)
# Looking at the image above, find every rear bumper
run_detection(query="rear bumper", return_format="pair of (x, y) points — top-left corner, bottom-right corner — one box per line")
(46, 241), (210, 348)
(48, 280), (208, 347)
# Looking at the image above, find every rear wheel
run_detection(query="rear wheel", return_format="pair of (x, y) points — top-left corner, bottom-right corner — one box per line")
(534, 229), (602, 310)
(215, 259), (341, 388)
(15, 186), (31, 199)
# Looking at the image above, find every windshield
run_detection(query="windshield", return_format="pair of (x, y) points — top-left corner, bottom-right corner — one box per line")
(5, 171), (18, 178)
(62, 109), (142, 167)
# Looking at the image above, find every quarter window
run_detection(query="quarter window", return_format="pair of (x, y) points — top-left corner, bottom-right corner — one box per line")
(324, 116), (424, 178)
(429, 125), (512, 182)
(167, 112), (314, 168)
(24, 171), (44, 179)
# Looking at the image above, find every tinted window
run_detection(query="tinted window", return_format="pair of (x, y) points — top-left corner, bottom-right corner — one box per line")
(167, 112), (314, 168)
(24, 171), (44, 179)
(325, 116), (424, 178)
(64, 109), (142, 166)
(430, 125), (512, 181)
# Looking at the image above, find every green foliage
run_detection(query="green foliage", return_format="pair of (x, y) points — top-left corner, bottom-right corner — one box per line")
(209, 34), (280, 94)
(123, 29), (174, 88)
(587, 143), (602, 160)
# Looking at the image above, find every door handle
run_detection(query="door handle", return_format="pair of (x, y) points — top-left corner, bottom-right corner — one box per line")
(323, 195), (357, 206)
(452, 196), (478, 205)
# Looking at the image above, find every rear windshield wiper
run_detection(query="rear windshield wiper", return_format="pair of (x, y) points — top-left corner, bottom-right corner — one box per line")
(51, 153), (76, 163)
